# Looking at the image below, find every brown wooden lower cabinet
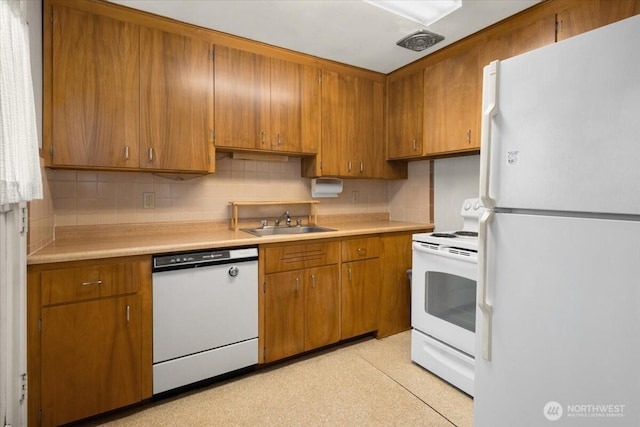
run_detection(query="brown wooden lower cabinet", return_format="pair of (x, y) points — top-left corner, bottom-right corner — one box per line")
(340, 236), (381, 339)
(261, 232), (425, 363)
(377, 232), (415, 338)
(27, 256), (152, 427)
(263, 242), (340, 363)
(304, 265), (341, 351)
(27, 232), (424, 424)
(41, 295), (141, 426)
(341, 258), (380, 339)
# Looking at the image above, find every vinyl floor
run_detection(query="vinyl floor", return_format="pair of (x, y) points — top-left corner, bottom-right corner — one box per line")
(84, 331), (473, 427)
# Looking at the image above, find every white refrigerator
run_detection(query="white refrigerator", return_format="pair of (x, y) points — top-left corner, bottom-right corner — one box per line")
(476, 14), (640, 427)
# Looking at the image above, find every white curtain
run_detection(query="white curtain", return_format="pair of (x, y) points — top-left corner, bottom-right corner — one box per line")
(0, 0), (42, 206)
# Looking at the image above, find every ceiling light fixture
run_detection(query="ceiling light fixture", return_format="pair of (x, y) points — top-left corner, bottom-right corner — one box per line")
(363, 0), (462, 27)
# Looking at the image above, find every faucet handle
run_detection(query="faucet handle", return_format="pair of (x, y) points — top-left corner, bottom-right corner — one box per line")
(261, 219), (268, 228)
(296, 219), (302, 227)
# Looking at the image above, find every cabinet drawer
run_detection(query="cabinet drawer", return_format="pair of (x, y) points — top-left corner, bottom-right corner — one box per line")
(341, 236), (380, 261)
(41, 262), (139, 306)
(265, 241), (340, 273)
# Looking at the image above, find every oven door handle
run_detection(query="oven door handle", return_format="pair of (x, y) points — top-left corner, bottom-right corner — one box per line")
(478, 209), (494, 361)
(412, 242), (436, 255)
(412, 242), (476, 262)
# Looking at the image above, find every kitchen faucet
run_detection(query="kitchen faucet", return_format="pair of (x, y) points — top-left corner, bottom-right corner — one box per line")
(274, 210), (291, 227)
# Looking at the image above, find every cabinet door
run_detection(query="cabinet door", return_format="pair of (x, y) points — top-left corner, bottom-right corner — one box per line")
(51, 5), (139, 168)
(341, 258), (380, 339)
(320, 71), (351, 176)
(556, 0), (640, 41)
(270, 58), (307, 153)
(479, 13), (556, 65)
(140, 28), (213, 172)
(354, 78), (379, 177)
(304, 265), (340, 351)
(424, 46), (481, 156)
(264, 270), (304, 362)
(214, 46), (271, 150)
(41, 295), (141, 426)
(377, 233), (413, 338)
(387, 70), (424, 159)
(300, 66), (322, 154)
(320, 72), (383, 177)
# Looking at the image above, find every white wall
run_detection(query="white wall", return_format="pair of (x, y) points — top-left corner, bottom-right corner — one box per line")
(388, 160), (431, 224)
(433, 155), (480, 231)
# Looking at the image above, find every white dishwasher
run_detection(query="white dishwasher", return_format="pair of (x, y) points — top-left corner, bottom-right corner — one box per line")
(152, 247), (258, 394)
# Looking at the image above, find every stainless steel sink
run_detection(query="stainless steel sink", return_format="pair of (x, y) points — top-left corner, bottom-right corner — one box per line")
(241, 225), (335, 237)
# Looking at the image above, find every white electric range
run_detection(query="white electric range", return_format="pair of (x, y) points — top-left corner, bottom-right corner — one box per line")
(411, 198), (484, 396)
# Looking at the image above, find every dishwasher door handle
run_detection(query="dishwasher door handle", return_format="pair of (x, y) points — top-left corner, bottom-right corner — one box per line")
(228, 266), (240, 277)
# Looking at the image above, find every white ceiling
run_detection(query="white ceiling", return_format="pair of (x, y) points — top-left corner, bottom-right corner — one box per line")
(111, 0), (541, 74)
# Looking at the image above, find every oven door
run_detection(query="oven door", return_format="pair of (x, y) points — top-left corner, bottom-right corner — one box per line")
(412, 242), (477, 356)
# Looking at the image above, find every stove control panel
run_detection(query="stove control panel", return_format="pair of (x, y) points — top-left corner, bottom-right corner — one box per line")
(461, 198), (485, 218)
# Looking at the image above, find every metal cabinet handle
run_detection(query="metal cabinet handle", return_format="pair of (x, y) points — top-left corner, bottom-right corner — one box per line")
(260, 131), (266, 145)
(347, 161), (352, 171)
(124, 145), (129, 160)
(311, 274), (315, 288)
(295, 277), (299, 291)
(148, 147), (153, 162)
(466, 129), (471, 144)
(357, 248), (366, 255)
(348, 268), (352, 281)
(126, 305), (130, 322)
(412, 139), (417, 151)
(359, 161), (364, 173)
(81, 280), (102, 286)
(277, 133), (282, 145)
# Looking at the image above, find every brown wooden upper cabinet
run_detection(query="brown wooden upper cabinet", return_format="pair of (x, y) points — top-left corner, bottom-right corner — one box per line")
(49, 5), (214, 173)
(479, 12), (557, 67)
(51, 5), (140, 169)
(139, 28), (214, 172)
(424, 45), (482, 156)
(302, 70), (406, 179)
(386, 45), (482, 160)
(385, 1), (603, 161)
(387, 70), (424, 160)
(213, 45), (320, 155)
(556, 0), (640, 41)
(319, 71), (377, 177)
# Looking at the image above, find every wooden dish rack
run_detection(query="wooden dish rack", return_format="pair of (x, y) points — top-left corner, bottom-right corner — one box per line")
(229, 200), (319, 231)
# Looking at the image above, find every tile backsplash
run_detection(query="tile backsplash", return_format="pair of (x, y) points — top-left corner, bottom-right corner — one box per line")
(27, 158), (54, 254)
(45, 157), (430, 228)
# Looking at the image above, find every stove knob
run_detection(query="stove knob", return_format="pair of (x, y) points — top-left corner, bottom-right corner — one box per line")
(474, 201), (481, 210)
(464, 201), (471, 210)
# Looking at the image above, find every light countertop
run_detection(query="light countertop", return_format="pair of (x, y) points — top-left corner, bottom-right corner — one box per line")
(28, 218), (433, 265)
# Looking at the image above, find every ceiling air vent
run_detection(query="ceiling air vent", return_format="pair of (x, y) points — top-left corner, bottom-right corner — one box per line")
(396, 30), (445, 51)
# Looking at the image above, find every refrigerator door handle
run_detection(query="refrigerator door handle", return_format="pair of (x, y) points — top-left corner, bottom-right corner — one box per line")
(478, 209), (494, 361)
(479, 60), (499, 209)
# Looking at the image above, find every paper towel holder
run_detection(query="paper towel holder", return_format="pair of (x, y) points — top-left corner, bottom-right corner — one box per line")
(311, 178), (343, 198)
